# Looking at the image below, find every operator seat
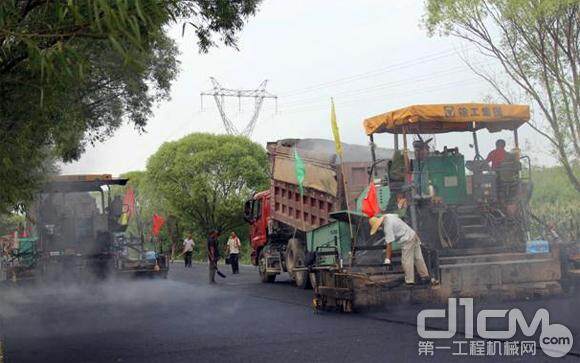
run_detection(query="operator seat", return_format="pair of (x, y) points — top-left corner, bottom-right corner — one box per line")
(465, 159), (496, 203)
(495, 152), (521, 203)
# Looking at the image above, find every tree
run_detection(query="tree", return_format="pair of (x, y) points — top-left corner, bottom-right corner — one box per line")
(424, 0), (580, 192)
(0, 212), (24, 237)
(0, 0), (261, 212)
(530, 164), (579, 241)
(146, 133), (269, 236)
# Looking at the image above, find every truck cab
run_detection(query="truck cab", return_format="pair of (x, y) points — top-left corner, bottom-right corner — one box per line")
(245, 190), (270, 265)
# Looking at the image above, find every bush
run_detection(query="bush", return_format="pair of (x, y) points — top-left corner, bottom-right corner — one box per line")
(530, 164), (580, 241)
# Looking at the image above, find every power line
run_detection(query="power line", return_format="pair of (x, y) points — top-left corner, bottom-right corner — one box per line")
(279, 75), (484, 113)
(279, 61), (491, 109)
(278, 78), (485, 115)
(200, 77), (278, 137)
(164, 110), (203, 140)
(279, 47), (473, 98)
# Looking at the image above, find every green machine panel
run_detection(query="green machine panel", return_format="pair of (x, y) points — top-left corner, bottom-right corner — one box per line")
(307, 220), (351, 266)
(307, 209), (402, 267)
(16, 237), (38, 268)
(421, 153), (467, 204)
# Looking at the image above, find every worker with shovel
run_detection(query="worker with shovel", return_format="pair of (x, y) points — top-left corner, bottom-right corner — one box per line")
(207, 230), (226, 284)
(369, 214), (431, 286)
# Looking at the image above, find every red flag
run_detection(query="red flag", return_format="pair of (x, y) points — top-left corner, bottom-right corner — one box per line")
(123, 186), (136, 218)
(152, 214), (165, 237)
(362, 182), (380, 218)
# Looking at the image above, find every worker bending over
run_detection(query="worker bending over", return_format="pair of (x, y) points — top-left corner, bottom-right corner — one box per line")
(369, 214), (431, 285)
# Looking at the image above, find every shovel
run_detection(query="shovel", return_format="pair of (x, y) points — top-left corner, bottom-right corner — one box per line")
(216, 269), (226, 279)
(211, 259), (226, 279)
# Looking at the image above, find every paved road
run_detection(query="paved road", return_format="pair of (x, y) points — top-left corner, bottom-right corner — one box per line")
(1, 262), (579, 362)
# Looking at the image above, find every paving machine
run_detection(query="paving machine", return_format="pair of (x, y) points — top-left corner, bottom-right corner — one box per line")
(0, 174), (169, 283)
(310, 103), (563, 311)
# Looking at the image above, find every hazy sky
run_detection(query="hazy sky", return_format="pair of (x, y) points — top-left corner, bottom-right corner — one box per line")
(62, 1), (552, 176)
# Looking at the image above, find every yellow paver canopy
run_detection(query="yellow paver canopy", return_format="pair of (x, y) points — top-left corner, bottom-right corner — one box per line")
(364, 103), (530, 135)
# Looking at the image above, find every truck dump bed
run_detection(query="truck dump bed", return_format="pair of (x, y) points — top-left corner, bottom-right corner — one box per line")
(266, 139), (392, 232)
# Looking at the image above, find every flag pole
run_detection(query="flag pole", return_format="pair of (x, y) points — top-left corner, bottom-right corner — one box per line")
(300, 193), (306, 232)
(340, 161), (354, 240)
(330, 98), (354, 260)
(134, 200), (145, 255)
(340, 159), (356, 267)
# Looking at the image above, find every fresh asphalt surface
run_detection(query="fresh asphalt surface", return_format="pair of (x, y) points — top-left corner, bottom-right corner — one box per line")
(1, 262), (579, 362)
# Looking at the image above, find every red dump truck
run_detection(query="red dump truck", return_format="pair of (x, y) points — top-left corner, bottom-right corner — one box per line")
(244, 139), (391, 287)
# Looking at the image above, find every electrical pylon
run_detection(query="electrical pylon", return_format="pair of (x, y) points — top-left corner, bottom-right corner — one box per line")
(200, 77), (277, 137)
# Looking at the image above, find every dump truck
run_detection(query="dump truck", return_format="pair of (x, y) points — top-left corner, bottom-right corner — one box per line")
(0, 174), (169, 283)
(244, 139), (393, 287)
(246, 104), (564, 312)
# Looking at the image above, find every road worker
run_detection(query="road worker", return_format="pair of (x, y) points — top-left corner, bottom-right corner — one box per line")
(207, 230), (220, 284)
(182, 233), (195, 268)
(486, 139), (506, 169)
(226, 232), (241, 274)
(369, 214), (431, 285)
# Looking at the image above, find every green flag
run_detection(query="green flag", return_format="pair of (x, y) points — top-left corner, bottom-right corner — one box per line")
(294, 148), (306, 196)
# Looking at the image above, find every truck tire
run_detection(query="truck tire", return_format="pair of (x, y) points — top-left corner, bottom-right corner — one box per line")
(286, 238), (311, 289)
(258, 250), (276, 283)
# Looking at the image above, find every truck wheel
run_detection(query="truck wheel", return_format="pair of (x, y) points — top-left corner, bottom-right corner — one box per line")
(258, 250), (276, 283)
(286, 238), (311, 289)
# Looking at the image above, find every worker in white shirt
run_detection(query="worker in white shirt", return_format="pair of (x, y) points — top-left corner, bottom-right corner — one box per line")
(226, 232), (241, 274)
(369, 214), (430, 285)
(183, 233), (195, 268)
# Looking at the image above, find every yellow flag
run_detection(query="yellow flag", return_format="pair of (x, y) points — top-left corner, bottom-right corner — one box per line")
(330, 98), (343, 157)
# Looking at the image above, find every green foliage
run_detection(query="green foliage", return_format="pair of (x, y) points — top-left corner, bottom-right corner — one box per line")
(120, 134), (268, 261)
(424, 0), (579, 36)
(530, 164), (580, 241)
(0, 212), (24, 236)
(423, 0), (580, 193)
(147, 133), (269, 238)
(0, 0), (261, 213)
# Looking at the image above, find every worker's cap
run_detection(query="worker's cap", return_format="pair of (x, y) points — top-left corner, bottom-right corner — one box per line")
(369, 215), (385, 236)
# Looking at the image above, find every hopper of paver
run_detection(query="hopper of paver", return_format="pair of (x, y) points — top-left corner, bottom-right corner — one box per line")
(311, 211), (561, 311)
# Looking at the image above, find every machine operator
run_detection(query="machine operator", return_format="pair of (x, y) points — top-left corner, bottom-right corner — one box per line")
(486, 139), (506, 169)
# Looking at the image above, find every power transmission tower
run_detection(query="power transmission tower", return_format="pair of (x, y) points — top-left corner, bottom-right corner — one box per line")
(200, 77), (277, 137)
